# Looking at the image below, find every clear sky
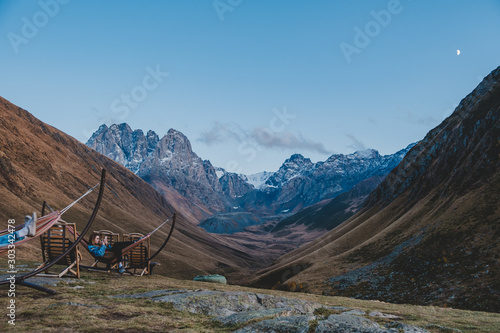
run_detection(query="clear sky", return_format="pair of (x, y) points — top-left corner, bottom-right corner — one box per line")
(1, 0), (499, 174)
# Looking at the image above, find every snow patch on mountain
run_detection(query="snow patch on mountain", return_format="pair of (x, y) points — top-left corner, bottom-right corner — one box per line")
(241, 171), (274, 189)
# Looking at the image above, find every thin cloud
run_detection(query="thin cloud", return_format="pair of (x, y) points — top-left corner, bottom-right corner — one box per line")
(399, 109), (440, 127)
(252, 127), (331, 154)
(345, 134), (366, 151)
(197, 121), (246, 144)
(198, 122), (331, 155)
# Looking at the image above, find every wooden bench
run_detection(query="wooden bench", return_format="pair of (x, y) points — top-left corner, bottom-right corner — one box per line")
(123, 232), (152, 276)
(38, 220), (81, 278)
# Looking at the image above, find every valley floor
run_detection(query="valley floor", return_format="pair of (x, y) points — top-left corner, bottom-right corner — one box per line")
(0, 263), (498, 332)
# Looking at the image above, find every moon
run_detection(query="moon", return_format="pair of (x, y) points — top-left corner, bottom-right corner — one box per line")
(457, 49), (461, 56)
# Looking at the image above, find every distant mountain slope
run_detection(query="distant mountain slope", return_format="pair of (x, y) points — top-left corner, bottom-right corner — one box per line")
(271, 175), (386, 233)
(252, 66), (500, 312)
(0, 96), (259, 278)
(199, 212), (262, 234)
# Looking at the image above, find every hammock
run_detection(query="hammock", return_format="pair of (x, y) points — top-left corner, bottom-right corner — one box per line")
(73, 214), (175, 269)
(0, 169), (106, 292)
(0, 211), (61, 256)
(0, 180), (102, 255)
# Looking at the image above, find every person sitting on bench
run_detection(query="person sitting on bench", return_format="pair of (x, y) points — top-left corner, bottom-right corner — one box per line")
(88, 234), (134, 274)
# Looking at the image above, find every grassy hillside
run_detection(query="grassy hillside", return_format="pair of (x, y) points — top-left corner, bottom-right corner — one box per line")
(0, 96), (259, 278)
(251, 66), (500, 312)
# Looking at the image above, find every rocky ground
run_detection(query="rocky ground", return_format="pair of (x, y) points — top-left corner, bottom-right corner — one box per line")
(1, 272), (491, 332)
(114, 288), (430, 332)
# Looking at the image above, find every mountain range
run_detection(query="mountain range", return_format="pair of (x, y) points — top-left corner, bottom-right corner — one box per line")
(86, 123), (414, 231)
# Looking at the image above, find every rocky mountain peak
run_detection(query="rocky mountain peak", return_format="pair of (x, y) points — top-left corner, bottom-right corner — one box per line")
(287, 153), (310, 163)
(86, 122), (159, 173)
(265, 154), (313, 186)
(353, 149), (380, 159)
(155, 134), (189, 161)
(88, 124), (240, 213)
(146, 129), (158, 138)
(112, 122), (133, 132)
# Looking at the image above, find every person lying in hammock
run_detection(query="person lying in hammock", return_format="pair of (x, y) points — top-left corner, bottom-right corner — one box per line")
(0, 213), (37, 246)
(88, 234), (135, 274)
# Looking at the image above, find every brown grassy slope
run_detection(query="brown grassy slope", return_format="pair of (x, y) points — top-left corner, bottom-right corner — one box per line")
(0, 96), (259, 278)
(252, 67), (500, 312)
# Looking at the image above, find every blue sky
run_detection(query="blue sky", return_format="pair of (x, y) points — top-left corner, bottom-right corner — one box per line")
(1, 0), (499, 174)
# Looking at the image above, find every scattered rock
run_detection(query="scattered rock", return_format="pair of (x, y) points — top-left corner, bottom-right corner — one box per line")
(116, 289), (431, 333)
(385, 321), (430, 332)
(343, 309), (367, 316)
(112, 289), (188, 299)
(234, 315), (314, 333)
(152, 290), (325, 317)
(316, 313), (384, 332)
(216, 308), (291, 325)
(330, 306), (350, 311)
(369, 311), (401, 319)
(48, 302), (103, 309)
(4, 276), (97, 287)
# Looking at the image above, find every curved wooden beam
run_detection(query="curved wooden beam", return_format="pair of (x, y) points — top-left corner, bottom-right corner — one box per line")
(148, 213), (176, 261)
(0, 169), (106, 289)
(19, 281), (57, 295)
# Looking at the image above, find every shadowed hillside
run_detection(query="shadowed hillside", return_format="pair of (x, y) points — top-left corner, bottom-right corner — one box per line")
(0, 96), (259, 278)
(252, 66), (500, 313)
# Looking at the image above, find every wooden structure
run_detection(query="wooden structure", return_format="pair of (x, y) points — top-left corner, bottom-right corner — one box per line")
(38, 220), (81, 278)
(78, 214), (176, 276)
(123, 232), (151, 276)
(0, 169), (106, 294)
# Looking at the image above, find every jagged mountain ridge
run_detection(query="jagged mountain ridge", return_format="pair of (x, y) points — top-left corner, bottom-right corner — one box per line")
(87, 123), (159, 173)
(87, 124), (253, 216)
(252, 66), (500, 312)
(240, 145), (414, 215)
(87, 124), (413, 222)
